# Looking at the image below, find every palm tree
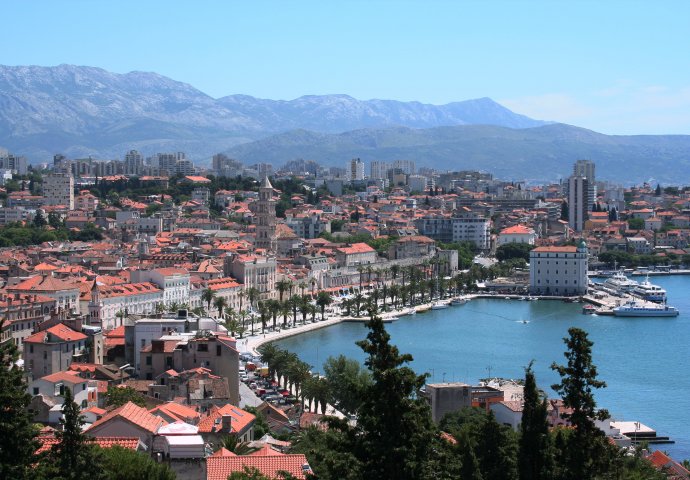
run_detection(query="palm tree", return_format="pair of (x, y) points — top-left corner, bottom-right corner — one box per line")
(246, 287), (260, 311)
(213, 296), (227, 319)
(316, 291), (332, 321)
(257, 301), (268, 332)
(218, 435), (256, 456)
(155, 302), (165, 315)
(115, 309), (126, 327)
(268, 299), (280, 331)
(299, 296), (310, 325)
(353, 292), (364, 317)
(289, 294), (301, 327)
(236, 310), (250, 338)
(390, 264), (400, 285)
(276, 279), (292, 303)
(238, 289), (246, 313)
(257, 343), (280, 378)
(280, 301), (291, 328)
(168, 301), (180, 313)
(201, 287), (216, 314)
(298, 281), (307, 297)
(308, 303), (317, 323)
(356, 266), (365, 291)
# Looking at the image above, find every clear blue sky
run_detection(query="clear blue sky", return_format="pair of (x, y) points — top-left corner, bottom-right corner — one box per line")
(3, 1), (690, 134)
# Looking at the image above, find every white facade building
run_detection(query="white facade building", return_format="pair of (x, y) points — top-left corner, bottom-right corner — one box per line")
(131, 268), (191, 308)
(452, 214), (491, 251)
(529, 241), (588, 296)
(348, 158), (365, 181)
(498, 225), (537, 246)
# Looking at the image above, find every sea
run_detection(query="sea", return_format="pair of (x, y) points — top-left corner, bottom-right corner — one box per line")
(275, 274), (690, 460)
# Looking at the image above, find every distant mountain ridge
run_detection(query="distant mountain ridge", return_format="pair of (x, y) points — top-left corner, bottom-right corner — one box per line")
(0, 64), (548, 161)
(224, 123), (690, 183)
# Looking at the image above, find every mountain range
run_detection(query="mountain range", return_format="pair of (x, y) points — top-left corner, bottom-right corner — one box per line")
(0, 64), (689, 182)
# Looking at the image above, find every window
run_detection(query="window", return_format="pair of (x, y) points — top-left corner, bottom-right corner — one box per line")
(146, 356), (152, 366)
(197, 344), (208, 352)
(33, 387), (39, 395)
(216, 345), (222, 356)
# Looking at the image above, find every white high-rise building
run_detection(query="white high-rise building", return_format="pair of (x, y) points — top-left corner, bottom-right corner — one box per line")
(568, 175), (589, 232)
(370, 160), (389, 180)
(124, 150), (144, 175)
(43, 173), (75, 210)
(392, 160), (415, 175)
(348, 158), (365, 181)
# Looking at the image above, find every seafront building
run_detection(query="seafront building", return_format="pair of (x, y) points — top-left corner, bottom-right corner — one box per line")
(528, 241), (588, 296)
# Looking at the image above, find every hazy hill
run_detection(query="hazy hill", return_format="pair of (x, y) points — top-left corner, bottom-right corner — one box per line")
(224, 124), (690, 183)
(0, 64), (547, 161)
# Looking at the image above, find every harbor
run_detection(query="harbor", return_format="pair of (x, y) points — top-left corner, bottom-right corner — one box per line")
(274, 274), (690, 460)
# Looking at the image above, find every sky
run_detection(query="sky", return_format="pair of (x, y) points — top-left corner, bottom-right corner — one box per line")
(3, 0), (690, 135)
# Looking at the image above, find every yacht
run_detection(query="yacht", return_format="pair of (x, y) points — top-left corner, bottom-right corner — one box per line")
(613, 300), (679, 317)
(631, 276), (667, 303)
(450, 298), (467, 306)
(603, 271), (639, 293)
(431, 301), (449, 310)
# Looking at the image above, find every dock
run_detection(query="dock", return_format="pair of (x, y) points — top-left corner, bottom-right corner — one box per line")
(611, 421), (674, 445)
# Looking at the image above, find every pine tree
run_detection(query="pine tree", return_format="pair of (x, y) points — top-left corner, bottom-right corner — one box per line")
(518, 362), (552, 480)
(0, 323), (40, 480)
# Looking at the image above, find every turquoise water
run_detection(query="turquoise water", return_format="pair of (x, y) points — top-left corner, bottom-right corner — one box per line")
(276, 275), (690, 460)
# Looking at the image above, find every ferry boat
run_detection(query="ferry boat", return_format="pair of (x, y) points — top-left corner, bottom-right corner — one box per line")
(612, 300), (679, 317)
(603, 271), (639, 293)
(631, 276), (667, 303)
(431, 302), (449, 310)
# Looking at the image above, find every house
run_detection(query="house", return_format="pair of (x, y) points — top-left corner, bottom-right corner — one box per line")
(23, 323), (88, 379)
(644, 450), (690, 479)
(529, 241), (588, 296)
(498, 225), (537, 246)
(334, 243), (377, 267)
(197, 403), (256, 444)
(0, 292), (55, 351)
(149, 401), (201, 425)
(85, 401), (167, 449)
(30, 371), (97, 411)
(206, 453), (312, 480)
(8, 275), (81, 314)
(490, 400), (523, 430)
(387, 235), (436, 260)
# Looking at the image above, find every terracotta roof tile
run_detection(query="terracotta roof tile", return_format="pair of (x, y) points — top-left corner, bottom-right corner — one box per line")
(206, 455), (311, 480)
(86, 401), (166, 434)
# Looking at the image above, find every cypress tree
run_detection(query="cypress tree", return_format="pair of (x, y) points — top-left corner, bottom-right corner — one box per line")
(519, 361), (552, 480)
(475, 411), (518, 480)
(50, 387), (105, 480)
(0, 323), (40, 480)
(354, 314), (438, 480)
(551, 327), (609, 480)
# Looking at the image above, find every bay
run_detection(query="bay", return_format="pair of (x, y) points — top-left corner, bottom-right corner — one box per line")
(276, 274), (690, 460)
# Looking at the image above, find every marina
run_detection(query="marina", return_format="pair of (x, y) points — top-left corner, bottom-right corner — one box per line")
(275, 274), (690, 460)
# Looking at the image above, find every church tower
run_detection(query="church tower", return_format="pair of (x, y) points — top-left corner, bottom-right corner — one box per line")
(254, 176), (277, 252)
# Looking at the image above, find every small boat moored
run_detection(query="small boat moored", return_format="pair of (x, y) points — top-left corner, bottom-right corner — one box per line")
(431, 302), (449, 310)
(582, 304), (597, 315)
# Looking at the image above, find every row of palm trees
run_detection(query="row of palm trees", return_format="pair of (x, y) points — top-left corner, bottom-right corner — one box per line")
(257, 343), (331, 414)
(198, 284), (334, 339)
(343, 260), (523, 316)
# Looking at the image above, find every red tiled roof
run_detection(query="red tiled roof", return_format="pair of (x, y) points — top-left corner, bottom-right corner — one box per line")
(500, 225), (535, 235)
(206, 455), (311, 480)
(87, 401), (166, 434)
(37, 436), (140, 454)
(336, 242), (375, 254)
(9, 274), (78, 293)
(38, 371), (87, 384)
(24, 324), (87, 344)
(198, 404), (255, 434)
(248, 444), (284, 456)
(149, 402), (200, 423)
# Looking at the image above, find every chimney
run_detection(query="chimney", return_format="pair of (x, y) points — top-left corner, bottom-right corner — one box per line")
(221, 414), (232, 432)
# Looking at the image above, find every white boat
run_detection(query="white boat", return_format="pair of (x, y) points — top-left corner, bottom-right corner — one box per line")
(603, 271), (639, 292)
(613, 300), (679, 317)
(431, 302), (449, 310)
(450, 298), (467, 306)
(631, 276), (667, 303)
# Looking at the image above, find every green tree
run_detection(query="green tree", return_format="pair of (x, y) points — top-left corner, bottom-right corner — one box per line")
(104, 386), (147, 408)
(49, 387), (104, 480)
(475, 411), (518, 480)
(316, 290), (332, 321)
(322, 355), (372, 416)
(214, 295), (227, 319)
(98, 445), (175, 480)
(201, 287), (216, 314)
(33, 209), (47, 227)
(518, 362), (552, 480)
(495, 242), (535, 262)
(353, 314), (438, 479)
(551, 327), (609, 480)
(0, 322), (40, 480)
(628, 217), (644, 230)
